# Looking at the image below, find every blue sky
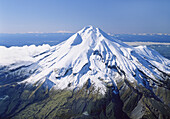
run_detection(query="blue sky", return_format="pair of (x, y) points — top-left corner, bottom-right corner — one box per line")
(0, 0), (170, 33)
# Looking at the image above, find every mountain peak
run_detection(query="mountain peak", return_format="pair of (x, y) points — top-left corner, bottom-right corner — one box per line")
(2, 26), (169, 95)
(78, 25), (98, 34)
(1, 26), (170, 119)
(83, 25), (96, 29)
(76, 25), (128, 48)
(15, 26), (168, 94)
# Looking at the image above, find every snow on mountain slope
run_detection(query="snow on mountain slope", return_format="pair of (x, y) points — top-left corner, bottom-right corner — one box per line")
(0, 26), (169, 94)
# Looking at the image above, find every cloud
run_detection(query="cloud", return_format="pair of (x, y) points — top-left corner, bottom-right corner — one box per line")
(55, 30), (74, 33)
(0, 31), (74, 34)
(26, 31), (74, 33)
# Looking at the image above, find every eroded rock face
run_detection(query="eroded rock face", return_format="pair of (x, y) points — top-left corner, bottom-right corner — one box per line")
(0, 81), (127, 119)
(54, 68), (68, 78)
(0, 77), (170, 119)
(117, 78), (170, 119)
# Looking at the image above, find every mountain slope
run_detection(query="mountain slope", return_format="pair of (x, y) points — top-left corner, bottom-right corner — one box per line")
(0, 26), (170, 119)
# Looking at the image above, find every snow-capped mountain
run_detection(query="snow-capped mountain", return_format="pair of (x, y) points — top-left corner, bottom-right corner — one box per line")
(0, 26), (170, 93)
(0, 26), (170, 119)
